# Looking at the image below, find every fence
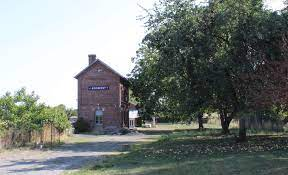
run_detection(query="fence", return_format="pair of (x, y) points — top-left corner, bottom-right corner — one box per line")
(0, 124), (71, 149)
(205, 113), (285, 131)
(243, 115), (285, 132)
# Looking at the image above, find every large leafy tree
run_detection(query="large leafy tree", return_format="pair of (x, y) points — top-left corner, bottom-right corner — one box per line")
(131, 0), (288, 136)
(232, 10), (288, 107)
(223, 3), (288, 140)
(231, 6), (288, 140)
(131, 0), (216, 125)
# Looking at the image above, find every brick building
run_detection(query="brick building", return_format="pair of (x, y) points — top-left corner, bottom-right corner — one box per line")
(75, 54), (129, 132)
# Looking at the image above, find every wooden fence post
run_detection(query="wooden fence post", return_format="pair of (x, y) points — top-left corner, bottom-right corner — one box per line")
(50, 124), (53, 148)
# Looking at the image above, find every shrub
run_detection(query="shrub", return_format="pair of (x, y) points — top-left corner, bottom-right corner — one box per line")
(48, 107), (71, 133)
(119, 128), (131, 135)
(0, 88), (72, 135)
(73, 117), (90, 133)
(0, 120), (8, 137)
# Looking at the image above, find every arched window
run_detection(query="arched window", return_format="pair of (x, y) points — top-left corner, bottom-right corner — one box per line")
(95, 110), (103, 125)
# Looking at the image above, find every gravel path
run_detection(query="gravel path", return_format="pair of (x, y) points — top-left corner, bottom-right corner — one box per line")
(0, 134), (157, 175)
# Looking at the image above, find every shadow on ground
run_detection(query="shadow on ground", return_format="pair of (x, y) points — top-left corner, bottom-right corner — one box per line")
(138, 128), (224, 135)
(0, 134), (155, 175)
(77, 130), (288, 175)
(2, 155), (101, 174)
(106, 153), (288, 175)
(53, 140), (137, 153)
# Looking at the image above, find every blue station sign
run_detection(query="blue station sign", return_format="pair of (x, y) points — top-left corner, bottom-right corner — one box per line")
(88, 86), (109, 91)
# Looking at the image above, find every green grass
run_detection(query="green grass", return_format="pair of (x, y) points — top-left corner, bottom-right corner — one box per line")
(67, 128), (288, 175)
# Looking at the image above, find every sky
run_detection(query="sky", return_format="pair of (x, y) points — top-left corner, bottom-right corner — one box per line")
(0, 0), (285, 108)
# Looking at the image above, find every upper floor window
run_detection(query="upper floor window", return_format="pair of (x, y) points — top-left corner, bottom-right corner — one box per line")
(97, 69), (103, 73)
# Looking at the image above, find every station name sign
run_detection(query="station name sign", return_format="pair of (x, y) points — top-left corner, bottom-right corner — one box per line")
(88, 86), (109, 91)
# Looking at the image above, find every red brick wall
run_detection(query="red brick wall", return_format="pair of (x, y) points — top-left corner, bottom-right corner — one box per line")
(120, 82), (129, 127)
(77, 61), (129, 132)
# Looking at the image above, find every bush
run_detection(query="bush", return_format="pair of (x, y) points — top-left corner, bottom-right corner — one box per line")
(73, 117), (90, 133)
(0, 88), (72, 147)
(47, 107), (71, 133)
(119, 128), (131, 135)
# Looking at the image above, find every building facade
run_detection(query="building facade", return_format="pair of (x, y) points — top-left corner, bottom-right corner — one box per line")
(75, 55), (129, 132)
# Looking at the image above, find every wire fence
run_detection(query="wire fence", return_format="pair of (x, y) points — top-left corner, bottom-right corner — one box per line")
(0, 124), (72, 149)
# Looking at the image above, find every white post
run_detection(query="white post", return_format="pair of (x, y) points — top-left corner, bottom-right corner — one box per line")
(152, 116), (156, 128)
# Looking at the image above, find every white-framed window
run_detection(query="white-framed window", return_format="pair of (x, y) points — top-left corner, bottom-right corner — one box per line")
(129, 119), (135, 128)
(95, 110), (103, 125)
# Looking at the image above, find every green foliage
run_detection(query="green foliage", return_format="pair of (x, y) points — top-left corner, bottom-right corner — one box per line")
(130, 0), (288, 133)
(41, 106), (71, 133)
(56, 104), (77, 118)
(74, 117), (91, 133)
(0, 88), (71, 134)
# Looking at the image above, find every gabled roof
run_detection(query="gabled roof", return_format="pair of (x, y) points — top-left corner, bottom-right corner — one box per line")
(74, 59), (128, 82)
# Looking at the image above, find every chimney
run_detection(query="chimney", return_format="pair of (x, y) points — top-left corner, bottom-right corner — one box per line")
(88, 54), (96, 65)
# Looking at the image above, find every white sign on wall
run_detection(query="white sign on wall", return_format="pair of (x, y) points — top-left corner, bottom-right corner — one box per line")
(88, 86), (109, 91)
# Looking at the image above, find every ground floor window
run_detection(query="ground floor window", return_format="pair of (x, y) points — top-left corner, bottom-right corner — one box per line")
(95, 110), (103, 125)
(129, 119), (135, 128)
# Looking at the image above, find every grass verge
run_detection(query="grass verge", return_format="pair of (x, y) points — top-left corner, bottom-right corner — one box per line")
(67, 129), (288, 175)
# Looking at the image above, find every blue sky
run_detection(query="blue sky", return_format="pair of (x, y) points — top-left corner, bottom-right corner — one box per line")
(0, 0), (285, 108)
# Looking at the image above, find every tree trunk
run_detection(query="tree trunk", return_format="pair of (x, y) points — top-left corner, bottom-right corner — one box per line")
(220, 114), (231, 134)
(238, 118), (247, 142)
(221, 120), (230, 134)
(283, 117), (288, 125)
(219, 106), (238, 135)
(198, 113), (204, 130)
(28, 131), (32, 143)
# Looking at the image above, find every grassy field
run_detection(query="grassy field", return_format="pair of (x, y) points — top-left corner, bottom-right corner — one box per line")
(67, 124), (288, 175)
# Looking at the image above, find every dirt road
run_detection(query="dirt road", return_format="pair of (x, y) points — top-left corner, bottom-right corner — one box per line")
(0, 134), (157, 175)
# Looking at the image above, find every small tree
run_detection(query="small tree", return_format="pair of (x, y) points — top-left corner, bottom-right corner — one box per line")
(0, 88), (71, 145)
